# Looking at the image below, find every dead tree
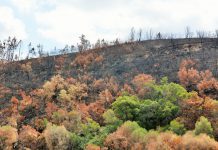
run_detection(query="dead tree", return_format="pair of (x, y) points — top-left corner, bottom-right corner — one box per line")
(129, 27), (135, 42)
(77, 34), (91, 52)
(215, 30), (218, 47)
(146, 29), (154, 40)
(169, 34), (177, 50)
(156, 32), (162, 40)
(185, 26), (193, 39)
(138, 28), (142, 41)
(0, 37), (21, 62)
(196, 30), (205, 43)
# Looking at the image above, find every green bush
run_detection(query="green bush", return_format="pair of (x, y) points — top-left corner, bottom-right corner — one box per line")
(194, 116), (213, 137)
(169, 120), (186, 135)
(103, 109), (122, 127)
(112, 96), (140, 121)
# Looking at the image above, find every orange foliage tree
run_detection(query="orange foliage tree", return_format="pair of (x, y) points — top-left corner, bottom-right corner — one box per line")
(19, 91), (33, 111)
(104, 121), (147, 149)
(0, 92), (34, 129)
(179, 92), (218, 135)
(45, 102), (58, 119)
(0, 126), (18, 149)
(18, 125), (40, 149)
(54, 56), (65, 71)
(121, 83), (134, 95)
(92, 79), (107, 93)
(131, 74), (154, 98)
(178, 59), (201, 91)
(72, 52), (104, 69)
(178, 59), (218, 99)
(88, 89), (114, 124)
(86, 144), (101, 150)
(197, 70), (218, 99)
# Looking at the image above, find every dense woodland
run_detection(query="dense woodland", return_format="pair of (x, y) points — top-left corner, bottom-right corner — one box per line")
(1, 35), (218, 149)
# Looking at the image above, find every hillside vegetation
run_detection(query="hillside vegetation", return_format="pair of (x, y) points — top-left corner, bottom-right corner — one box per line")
(0, 38), (218, 149)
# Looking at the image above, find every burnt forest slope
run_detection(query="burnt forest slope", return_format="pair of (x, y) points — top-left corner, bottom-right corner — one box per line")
(1, 38), (218, 106)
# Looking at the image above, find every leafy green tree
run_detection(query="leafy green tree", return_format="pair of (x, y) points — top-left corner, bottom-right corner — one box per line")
(102, 109), (123, 133)
(87, 127), (110, 147)
(130, 127), (147, 143)
(137, 100), (160, 129)
(169, 120), (186, 135)
(194, 116), (213, 137)
(80, 118), (101, 147)
(137, 99), (178, 129)
(111, 93), (179, 129)
(82, 118), (100, 137)
(112, 96), (140, 121)
(120, 121), (143, 136)
(69, 133), (84, 150)
(87, 110), (123, 147)
(103, 109), (122, 127)
(147, 77), (190, 104)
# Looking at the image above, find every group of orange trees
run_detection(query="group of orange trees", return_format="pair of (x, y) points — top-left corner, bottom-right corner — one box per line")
(0, 59), (218, 149)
